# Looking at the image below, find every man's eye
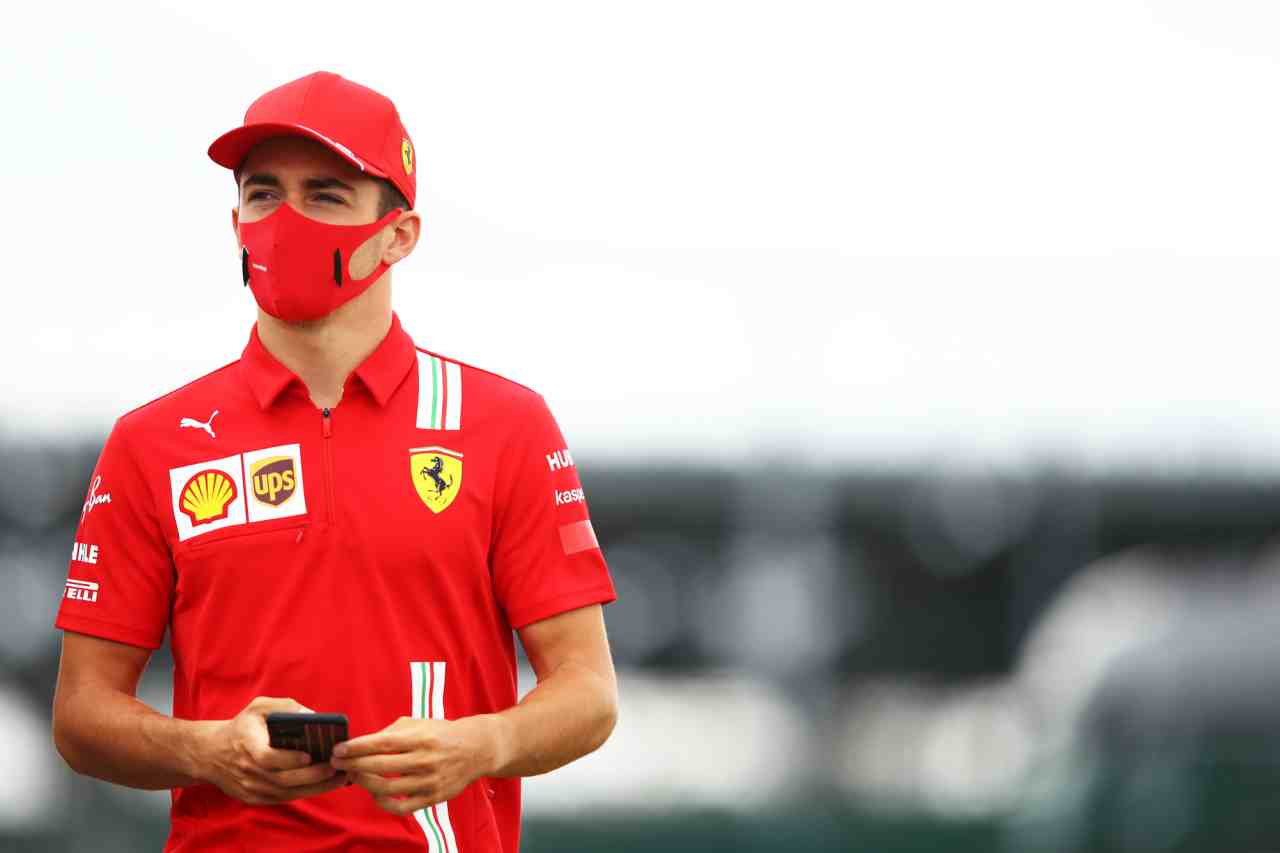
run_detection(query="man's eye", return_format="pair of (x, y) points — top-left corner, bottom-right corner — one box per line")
(247, 190), (276, 202)
(313, 193), (344, 204)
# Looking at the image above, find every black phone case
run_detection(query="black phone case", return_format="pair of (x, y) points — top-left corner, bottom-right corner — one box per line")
(265, 712), (349, 763)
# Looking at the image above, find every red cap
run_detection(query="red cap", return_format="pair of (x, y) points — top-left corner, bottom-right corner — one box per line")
(209, 71), (416, 208)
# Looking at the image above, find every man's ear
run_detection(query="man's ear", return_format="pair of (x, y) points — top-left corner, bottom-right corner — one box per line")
(230, 207), (241, 252)
(381, 210), (422, 265)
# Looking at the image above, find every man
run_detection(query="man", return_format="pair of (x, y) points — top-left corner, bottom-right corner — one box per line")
(52, 71), (618, 852)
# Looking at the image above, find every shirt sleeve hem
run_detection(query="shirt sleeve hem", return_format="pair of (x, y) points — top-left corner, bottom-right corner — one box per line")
(506, 583), (618, 630)
(56, 613), (164, 650)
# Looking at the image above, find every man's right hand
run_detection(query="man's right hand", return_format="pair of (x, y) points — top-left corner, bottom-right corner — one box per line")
(192, 696), (347, 805)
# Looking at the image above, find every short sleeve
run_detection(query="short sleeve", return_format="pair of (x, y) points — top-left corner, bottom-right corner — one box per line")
(55, 419), (174, 649)
(491, 394), (616, 629)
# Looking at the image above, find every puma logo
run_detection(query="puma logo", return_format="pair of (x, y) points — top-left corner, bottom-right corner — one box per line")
(179, 410), (219, 439)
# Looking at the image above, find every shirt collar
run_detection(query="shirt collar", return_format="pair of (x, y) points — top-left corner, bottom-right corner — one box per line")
(240, 312), (417, 410)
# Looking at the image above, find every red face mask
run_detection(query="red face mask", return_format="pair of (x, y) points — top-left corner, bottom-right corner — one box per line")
(238, 203), (403, 322)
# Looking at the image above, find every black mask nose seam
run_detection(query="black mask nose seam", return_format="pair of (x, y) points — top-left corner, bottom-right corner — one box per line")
(334, 249), (343, 287)
(241, 248), (249, 286)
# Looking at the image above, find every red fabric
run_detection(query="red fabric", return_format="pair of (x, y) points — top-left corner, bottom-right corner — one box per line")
(58, 425), (174, 649)
(208, 71), (418, 208)
(55, 313), (615, 852)
(491, 404), (613, 629)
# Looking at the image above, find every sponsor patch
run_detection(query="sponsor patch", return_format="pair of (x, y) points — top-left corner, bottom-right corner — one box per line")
(251, 457), (295, 505)
(558, 520), (599, 555)
(555, 487), (585, 507)
(71, 541), (99, 565)
(546, 448), (575, 472)
(179, 409), (219, 438)
(410, 446), (463, 514)
(64, 578), (99, 603)
(180, 470), (238, 525)
(244, 444), (306, 522)
(169, 454), (247, 541)
(82, 475), (112, 519)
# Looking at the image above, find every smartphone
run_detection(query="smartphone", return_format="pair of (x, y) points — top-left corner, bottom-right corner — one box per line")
(265, 712), (349, 764)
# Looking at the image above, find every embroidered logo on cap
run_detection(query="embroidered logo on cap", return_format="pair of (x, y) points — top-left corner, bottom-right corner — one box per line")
(402, 138), (414, 175)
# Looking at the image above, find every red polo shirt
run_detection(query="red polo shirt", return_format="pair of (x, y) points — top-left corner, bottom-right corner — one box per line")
(56, 313), (616, 853)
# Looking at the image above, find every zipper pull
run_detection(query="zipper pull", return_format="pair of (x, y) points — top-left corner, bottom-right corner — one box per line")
(322, 407), (333, 437)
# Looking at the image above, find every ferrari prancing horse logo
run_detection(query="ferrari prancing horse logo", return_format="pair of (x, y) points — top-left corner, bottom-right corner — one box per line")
(410, 446), (462, 514)
(401, 138), (414, 175)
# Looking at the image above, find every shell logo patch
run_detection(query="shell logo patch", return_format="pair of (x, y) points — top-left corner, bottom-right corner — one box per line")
(250, 456), (296, 506)
(180, 470), (238, 525)
(169, 454), (247, 541)
(401, 137), (414, 175)
(410, 446), (462, 514)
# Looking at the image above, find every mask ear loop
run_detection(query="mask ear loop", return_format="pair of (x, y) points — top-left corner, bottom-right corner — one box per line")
(241, 248), (250, 286)
(333, 249), (343, 287)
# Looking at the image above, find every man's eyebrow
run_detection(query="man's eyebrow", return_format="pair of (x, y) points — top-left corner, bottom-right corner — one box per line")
(240, 173), (281, 190)
(304, 177), (356, 193)
(238, 174), (357, 193)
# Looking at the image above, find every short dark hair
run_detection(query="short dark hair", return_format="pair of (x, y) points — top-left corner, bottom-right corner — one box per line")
(377, 178), (411, 217)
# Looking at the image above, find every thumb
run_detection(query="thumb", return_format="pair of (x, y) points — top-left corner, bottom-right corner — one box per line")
(249, 696), (315, 716)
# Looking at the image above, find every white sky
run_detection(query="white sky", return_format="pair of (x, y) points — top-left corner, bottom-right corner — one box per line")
(4, 1), (1280, 470)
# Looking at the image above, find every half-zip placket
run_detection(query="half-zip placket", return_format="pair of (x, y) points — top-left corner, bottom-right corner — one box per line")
(321, 407), (338, 525)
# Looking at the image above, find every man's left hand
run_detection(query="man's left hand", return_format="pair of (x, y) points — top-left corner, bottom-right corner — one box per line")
(330, 715), (502, 815)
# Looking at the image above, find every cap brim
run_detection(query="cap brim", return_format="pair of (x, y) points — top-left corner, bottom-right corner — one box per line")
(207, 122), (389, 179)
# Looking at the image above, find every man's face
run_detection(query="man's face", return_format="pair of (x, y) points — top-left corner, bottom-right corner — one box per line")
(235, 136), (383, 227)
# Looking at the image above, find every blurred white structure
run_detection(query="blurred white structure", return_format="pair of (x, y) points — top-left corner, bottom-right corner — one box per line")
(523, 669), (810, 815)
(0, 686), (64, 829)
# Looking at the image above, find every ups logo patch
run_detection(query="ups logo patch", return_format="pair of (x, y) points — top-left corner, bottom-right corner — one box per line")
(242, 443), (307, 524)
(251, 456), (297, 506)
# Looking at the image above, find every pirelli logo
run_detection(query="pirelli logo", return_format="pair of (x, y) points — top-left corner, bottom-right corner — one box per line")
(64, 578), (99, 603)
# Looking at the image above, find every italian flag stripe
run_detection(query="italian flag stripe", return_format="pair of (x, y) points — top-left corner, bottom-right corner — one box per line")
(415, 352), (462, 431)
(411, 661), (459, 852)
(444, 361), (462, 430)
(430, 356), (442, 429)
(439, 358), (450, 433)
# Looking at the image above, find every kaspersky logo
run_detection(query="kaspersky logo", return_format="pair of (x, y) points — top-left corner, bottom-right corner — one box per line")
(555, 487), (585, 507)
(179, 469), (238, 525)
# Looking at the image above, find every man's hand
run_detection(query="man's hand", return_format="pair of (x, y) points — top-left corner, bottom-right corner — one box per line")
(193, 696), (348, 805)
(330, 715), (502, 815)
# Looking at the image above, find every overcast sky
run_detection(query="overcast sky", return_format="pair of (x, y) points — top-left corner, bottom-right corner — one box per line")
(5, 1), (1280, 470)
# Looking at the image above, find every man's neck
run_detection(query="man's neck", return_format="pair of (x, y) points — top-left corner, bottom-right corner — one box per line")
(255, 278), (393, 409)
